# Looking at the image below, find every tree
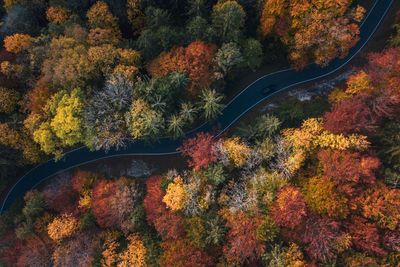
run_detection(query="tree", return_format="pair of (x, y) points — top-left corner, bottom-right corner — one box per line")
(323, 97), (378, 136)
(46, 6), (71, 24)
(214, 42), (244, 76)
(159, 238), (214, 267)
(318, 149), (380, 196)
(199, 88), (224, 120)
(143, 176), (184, 240)
(3, 33), (32, 53)
(270, 186), (307, 230)
(52, 231), (100, 266)
(180, 102), (197, 124)
(86, 1), (119, 30)
(85, 75), (133, 152)
(221, 210), (265, 265)
(167, 114), (185, 138)
(163, 176), (186, 211)
(47, 213), (79, 242)
(203, 163), (227, 186)
(243, 38), (263, 71)
(259, 0), (364, 68)
(0, 87), (19, 114)
(49, 88), (85, 147)
(125, 99), (164, 140)
(148, 41), (217, 96)
(118, 234), (147, 267)
(211, 0), (245, 43)
(346, 216), (386, 256)
(179, 132), (218, 170)
(126, 0), (145, 36)
(303, 176), (349, 220)
(221, 137), (250, 167)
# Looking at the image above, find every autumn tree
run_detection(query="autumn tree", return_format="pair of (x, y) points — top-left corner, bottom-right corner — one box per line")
(47, 213), (79, 242)
(221, 137), (250, 167)
(148, 41), (217, 96)
(346, 216), (386, 256)
(270, 186), (307, 229)
(46, 6), (71, 24)
(143, 176), (184, 240)
(118, 234), (147, 267)
(127, 0), (145, 36)
(221, 210), (265, 265)
(163, 176), (186, 211)
(159, 238), (214, 267)
(4, 33), (33, 53)
(179, 132), (218, 170)
(259, 0), (365, 68)
(87, 1), (119, 30)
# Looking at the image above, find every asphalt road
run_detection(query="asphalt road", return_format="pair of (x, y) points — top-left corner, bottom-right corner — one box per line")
(0, 0), (394, 214)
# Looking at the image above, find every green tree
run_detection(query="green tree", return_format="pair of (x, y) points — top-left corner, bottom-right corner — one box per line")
(203, 163), (227, 186)
(167, 114), (185, 139)
(214, 42), (244, 76)
(211, 0), (245, 43)
(199, 88), (224, 120)
(243, 38), (263, 71)
(179, 102), (197, 124)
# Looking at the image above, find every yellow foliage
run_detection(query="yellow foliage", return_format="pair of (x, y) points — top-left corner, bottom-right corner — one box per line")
(0, 87), (19, 114)
(345, 71), (373, 95)
(162, 176), (186, 211)
(222, 137), (251, 167)
(118, 234), (147, 267)
(78, 190), (92, 210)
(87, 1), (119, 30)
(4, 33), (33, 53)
(113, 65), (139, 82)
(285, 243), (306, 267)
(0, 61), (23, 78)
(47, 213), (79, 241)
(328, 88), (351, 104)
(118, 49), (141, 66)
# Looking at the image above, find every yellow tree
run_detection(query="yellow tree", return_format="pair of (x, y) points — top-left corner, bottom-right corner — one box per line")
(162, 176), (186, 211)
(46, 6), (72, 24)
(118, 234), (147, 267)
(222, 137), (251, 167)
(47, 213), (79, 242)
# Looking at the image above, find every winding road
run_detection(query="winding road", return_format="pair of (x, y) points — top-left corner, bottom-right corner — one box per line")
(0, 0), (394, 214)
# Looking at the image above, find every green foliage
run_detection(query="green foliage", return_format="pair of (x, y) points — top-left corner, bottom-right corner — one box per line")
(203, 163), (227, 186)
(233, 113), (281, 143)
(256, 215), (279, 243)
(184, 217), (208, 249)
(389, 24), (400, 47)
(79, 209), (96, 230)
(199, 88), (224, 120)
(214, 42), (244, 76)
(243, 38), (263, 71)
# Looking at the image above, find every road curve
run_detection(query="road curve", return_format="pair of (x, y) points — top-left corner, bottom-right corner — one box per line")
(0, 0), (394, 214)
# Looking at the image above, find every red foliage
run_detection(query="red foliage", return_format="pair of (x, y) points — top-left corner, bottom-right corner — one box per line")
(270, 186), (307, 230)
(91, 179), (119, 228)
(160, 238), (214, 267)
(27, 78), (53, 114)
(178, 132), (218, 171)
(43, 175), (79, 214)
(318, 149), (379, 196)
(143, 176), (184, 239)
(16, 236), (53, 267)
(323, 96), (378, 136)
(0, 230), (23, 267)
(71, 169), (98, 194)
(297, 215), (343, 262)
(383, 230), (400, 253)
(148, 41), (217, 95)
(220, 211), (265, 265)
(366, 48), (400, 87)
(346, 216), (386, 256)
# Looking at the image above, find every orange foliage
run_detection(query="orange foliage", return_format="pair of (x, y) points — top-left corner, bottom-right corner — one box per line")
(4, 33), (33, 53)
(91, 179), (119, 228)
(47, 213), (79, 241)
(46, 6), (71, 24)
(148, 41), (217, 96)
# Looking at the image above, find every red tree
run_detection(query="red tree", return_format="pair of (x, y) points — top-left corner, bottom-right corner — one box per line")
(220, 211), (265, 265)
(270, 186), (307, 230)
(297, 215), (344, 262)
(43, 175), (79, 214)
(143, 176), (184, 239)
(318, 149), (379, 196)
(346, 216), (386, 256)
(159, 238), (214, 267)
(91, 179), (119, 228)
(383, 230), (400, 253)
(178, 132), (218, 171)
(16, 236), (53, 267)
(323, 96), (378, 136)
(148, 41), (217, 96)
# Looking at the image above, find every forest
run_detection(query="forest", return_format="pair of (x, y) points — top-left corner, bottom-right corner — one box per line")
(1, 0), (400, 266)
